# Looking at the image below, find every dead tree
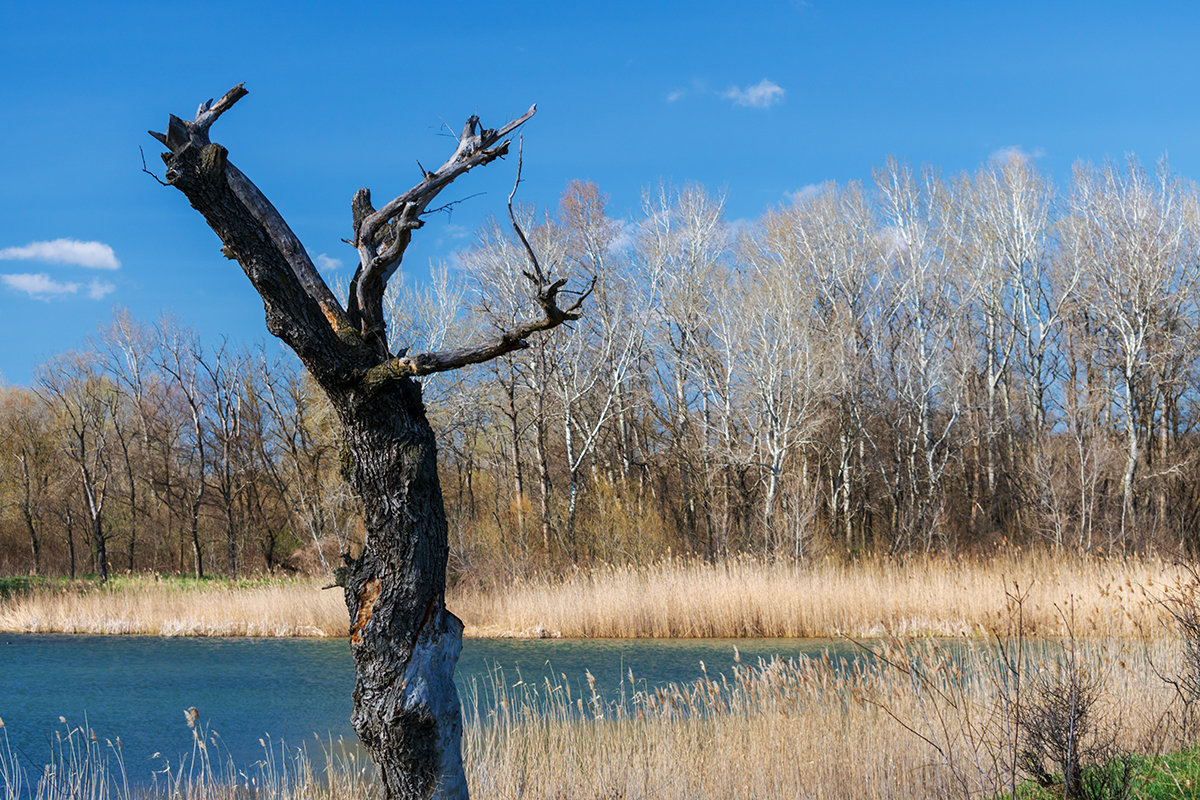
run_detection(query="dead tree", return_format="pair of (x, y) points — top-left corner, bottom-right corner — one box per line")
(151, 85), (587, 800)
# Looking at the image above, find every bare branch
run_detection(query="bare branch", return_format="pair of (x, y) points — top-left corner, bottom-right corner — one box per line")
(365, 269), (590, 389)
(508, 137), (547, 286)
(151, 84), (360, 386)
(139, 146), (168, 186)
(193, 84), (248, 141)
(351, 104), (537, 352)
(423, 193), (485, 218)
(364, 305), (576, 386)
(362, 137), (596, 392)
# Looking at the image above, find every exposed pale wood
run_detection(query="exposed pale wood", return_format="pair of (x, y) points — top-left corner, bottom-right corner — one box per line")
(364, 142), (593, 389)
(351, 105), (537, 354)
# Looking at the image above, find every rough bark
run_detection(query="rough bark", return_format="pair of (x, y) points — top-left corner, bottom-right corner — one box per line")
(152, 85), (580, 800)
(18, 452), (42, 575)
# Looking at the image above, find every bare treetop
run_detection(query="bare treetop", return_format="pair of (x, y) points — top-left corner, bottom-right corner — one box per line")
(150, 85), (575, 396)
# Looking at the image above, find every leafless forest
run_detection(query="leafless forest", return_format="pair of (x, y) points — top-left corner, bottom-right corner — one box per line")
(3, 155), (1199, 580)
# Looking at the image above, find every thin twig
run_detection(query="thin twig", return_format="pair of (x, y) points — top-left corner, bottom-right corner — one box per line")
(507, 137), (546, 285)
(139, 147), (168, 186)
(422, 193), (486, 219)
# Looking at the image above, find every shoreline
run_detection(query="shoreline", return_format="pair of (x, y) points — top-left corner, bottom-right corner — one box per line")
(0, 552), (1174, 641)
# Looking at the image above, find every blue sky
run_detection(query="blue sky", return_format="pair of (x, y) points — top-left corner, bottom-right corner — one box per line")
(2, 1), (1200, 385)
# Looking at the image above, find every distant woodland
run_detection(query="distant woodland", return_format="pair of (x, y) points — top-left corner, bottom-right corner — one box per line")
(4, 155), (1200, 580)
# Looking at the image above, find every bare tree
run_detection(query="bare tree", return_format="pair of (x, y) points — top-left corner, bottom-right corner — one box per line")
(739, 206), (834, 557)
(969, 156), (1075, 546)
(154, 321), (209, 578)
(1064, 158), (1200, 547)
(636, 184), (729, 551)
(0, 388), (55, 574)
(37, 353), (115, 581)
(871, 161), (976, 551)
(97, 310), (164, 572)
(550, 183), (638, 555)
(779, 183), (879, 552)
(151, 85), (585, 800)
(254, 351), (350, 571)
(468, 213), (570, 555)
(198, 342), (247, 579)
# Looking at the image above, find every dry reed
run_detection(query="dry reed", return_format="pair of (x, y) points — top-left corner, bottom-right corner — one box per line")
(455, 552), (1171, 640)
(0, 553), (1178, 639)
(3, 636), (1188, 800)
(461, 637), (1182, 799)
(0, 578), (347, 637)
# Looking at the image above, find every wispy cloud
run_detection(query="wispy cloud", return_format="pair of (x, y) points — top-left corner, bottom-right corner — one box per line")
(315, 253), (343, 272)
(0, 239), (120, 269)
(988, 145), (1046, 165)
(87, 278), (116, 300)
(434, 224), (471, 250)
(722, 79), (785, 109)
(2, 272), (81, 299)
(607, 218), (638, 253)
(876, 225), (911, 260)
(785, 184), (825, 205)
(1, 272), (117, 301)
(663, 78), (709, 105)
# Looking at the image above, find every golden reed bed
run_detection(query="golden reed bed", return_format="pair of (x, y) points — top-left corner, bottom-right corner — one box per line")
(0, 553), (1178, 639)
(3, 638), (1184, 799)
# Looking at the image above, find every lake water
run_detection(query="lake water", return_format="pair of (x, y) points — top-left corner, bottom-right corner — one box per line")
(0, 634), (859, 784)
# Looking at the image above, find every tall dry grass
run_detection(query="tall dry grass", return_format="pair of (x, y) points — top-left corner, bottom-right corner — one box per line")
(2, 635), (1188, 799)
(462, 636), (1183, 799)
(0, 553), (1178, 639)
(0, 578), (347, 637)
(455, 552), (1171, 639)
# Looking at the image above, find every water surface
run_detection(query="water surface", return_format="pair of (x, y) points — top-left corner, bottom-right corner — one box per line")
(0, 634), (857, 784)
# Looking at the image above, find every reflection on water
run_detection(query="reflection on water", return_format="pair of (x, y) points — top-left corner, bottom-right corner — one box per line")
(0, 634), (860, 784)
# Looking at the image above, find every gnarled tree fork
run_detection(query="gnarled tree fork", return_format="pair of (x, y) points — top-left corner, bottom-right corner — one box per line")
(151, 84), (587, 800)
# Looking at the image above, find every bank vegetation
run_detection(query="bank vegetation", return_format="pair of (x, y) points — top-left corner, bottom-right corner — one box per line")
(4, 154), (1200, 586)
(0, 554), (1173, 639)
(4, 608), (1200, 799)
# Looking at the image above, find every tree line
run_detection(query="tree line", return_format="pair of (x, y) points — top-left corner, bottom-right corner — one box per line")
(4, 154), (1200, 579)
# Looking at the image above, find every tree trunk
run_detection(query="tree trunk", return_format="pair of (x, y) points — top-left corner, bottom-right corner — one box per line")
(534, 405), (554, 554)
(90, 506), (107, 581)
(19, 454), (41, 575)
(153, 85), (569, 800)
(190, 492), (205, 580)
(63, 505), (76, 581)
(502, 365), (526, 539)
(225, 504), (239, 581)
(1120, 368), (1139, 547)
(338, 380), (466, 799)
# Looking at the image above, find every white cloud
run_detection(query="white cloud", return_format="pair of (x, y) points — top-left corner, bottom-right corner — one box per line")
(87, 278), (116, 300)
(607, 218), (638, 253)
(2, 272), (117, 301)
(2, 272), (82, 299)
(726, 217), (754, 242)
(988, 145), (1046, 165)
(785, 184), (825, 205)
(444, 249), (470, 275)
(722, 79), (785, 109)
(0, 239), (120, 269)
(315, 253), (343, 272)
(434, 224), (472, 250)
(876, 225), (911, 260)
(666, 88), (686, 103)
